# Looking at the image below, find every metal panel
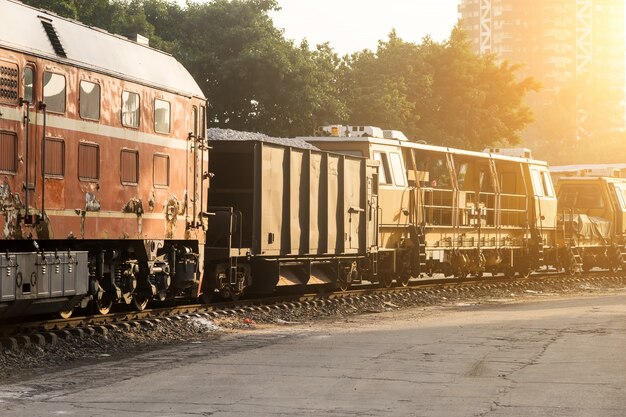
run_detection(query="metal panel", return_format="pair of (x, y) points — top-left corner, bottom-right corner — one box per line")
(0, 254), (17, 302)
(344, 157), (365, 252)
(290, 149), (308, 254)
(0, 131), (16, 173)
(260, 144), (285, 255)
(309, 153), (323, 254)
(327, 154), (341, 253)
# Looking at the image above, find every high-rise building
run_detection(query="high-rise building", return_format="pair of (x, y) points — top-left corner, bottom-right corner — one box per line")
(458, 0), (625, 139)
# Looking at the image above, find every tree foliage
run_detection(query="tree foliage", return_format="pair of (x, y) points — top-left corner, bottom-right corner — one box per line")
(20, 0), (537, 147)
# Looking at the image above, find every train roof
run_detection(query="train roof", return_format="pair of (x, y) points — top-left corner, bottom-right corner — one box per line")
(301, 135), (550, 167)
(0, 0), (205, 99)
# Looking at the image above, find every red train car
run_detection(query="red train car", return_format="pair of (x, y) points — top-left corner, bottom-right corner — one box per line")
(0, 0), (208, 317)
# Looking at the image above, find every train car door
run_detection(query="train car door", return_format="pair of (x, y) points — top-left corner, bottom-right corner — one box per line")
(367, 168), (379, 250)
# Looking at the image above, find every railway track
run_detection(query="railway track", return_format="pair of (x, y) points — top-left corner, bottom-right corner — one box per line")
(1, 270), (624, 351)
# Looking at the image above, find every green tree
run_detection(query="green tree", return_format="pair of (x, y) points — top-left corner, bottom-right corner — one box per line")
(343, 26), (538, 150)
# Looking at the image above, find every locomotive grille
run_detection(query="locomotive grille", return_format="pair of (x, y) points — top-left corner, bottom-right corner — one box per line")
(40, 20), (67, 58)
(0, 63), (19, 104)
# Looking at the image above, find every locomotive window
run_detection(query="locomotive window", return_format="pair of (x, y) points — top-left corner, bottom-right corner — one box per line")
(120, 149), (139, 185)
(78, 143), (99, 181)
(121, 91), (140, 128)
(540, 171), (555, 197)
(23, 66), (34, 104)
(373, 152), (391, 185)
(558, 185), (605, 209)
(153, 153), (170, 187)
(43, 71), (66, 113)
(44, 138), (64, 177)
(530, 170), (544, 197)
(154, 99), (171, 134)
(0, 132), (17, 174)
(616, 187), (626, 209)
(79, 81), (100, 120)
(389, 152), (406, 187)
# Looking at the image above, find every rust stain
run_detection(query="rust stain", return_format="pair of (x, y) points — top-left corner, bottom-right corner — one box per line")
(164, 194), (184, 239)
(122, 197), (144, 238)
(0, 180), (24, 239)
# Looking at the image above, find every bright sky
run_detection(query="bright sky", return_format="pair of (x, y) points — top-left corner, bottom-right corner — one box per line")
(176, 0), (460, 55)
(271, 0), (460, 54)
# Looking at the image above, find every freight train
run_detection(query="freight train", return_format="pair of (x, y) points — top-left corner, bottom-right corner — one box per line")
(1, 1), (624, 320)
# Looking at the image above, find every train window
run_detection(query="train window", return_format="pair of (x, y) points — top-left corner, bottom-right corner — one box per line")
(120, 149), (139, 185)
(153, 153), (170, 187)
(79, 81), (100, 120)
(78, 143), (99, 181)
(456, 162), (469, 190)
(530, 170), (544, 197)
(121, 91), (140, 128)
(0, 62), (19, 105)
(418, 154), (450, 188)
(154, 99), (171, 134)
(615, 187), (626, 209)
(23, 66), (34, 104)
(540, 171), (555, 197)
(558, 185), (604, 209)
(44, 138), (64, 177)
(43, 71), (66, 113)
(0, 132), (17, 174)
(373, 152), (392, 185)
(389, 152), (406, 187)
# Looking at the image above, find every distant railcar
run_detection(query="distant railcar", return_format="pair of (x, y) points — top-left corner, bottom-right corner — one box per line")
(553, 176), (626, 272)
(0, 0), (208, 318)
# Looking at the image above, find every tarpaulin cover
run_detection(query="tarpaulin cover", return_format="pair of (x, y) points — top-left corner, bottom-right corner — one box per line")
(563, 213), (611, 241)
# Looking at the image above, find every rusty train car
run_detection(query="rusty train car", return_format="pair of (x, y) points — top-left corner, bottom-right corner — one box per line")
(0, 1), (208, 318)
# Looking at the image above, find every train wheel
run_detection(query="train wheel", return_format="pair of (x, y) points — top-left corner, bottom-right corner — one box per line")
(58, 308), (74, 319)
(379, 274), (393, 289)
(336, 276), (349, 292)
(518, 268), (532, 279)
(199, 291), (214, 304)
(503, 267), (515, 279)
(94, 293), (113, 315)
(132, 293), (149, 311)
(397, 273), (410, 287)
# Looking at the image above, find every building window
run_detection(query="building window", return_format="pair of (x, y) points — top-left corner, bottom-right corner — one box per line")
(23, 66), (34, 104)
(120, 149), (139, 185)
(154, 99), (170, 134)
(78, 142), (99, 181)
(121, 91), (140, 128)
(0, 62), (19, 105)
(44, 138), (64, 177)
(0, 131), (17, 174)
(79, 81), (100, 120)
(43, 71), (66, 113)
(153, 153), (170, 187)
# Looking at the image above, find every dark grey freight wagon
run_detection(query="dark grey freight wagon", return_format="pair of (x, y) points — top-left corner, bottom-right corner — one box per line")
(203, 139), (379, 298)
